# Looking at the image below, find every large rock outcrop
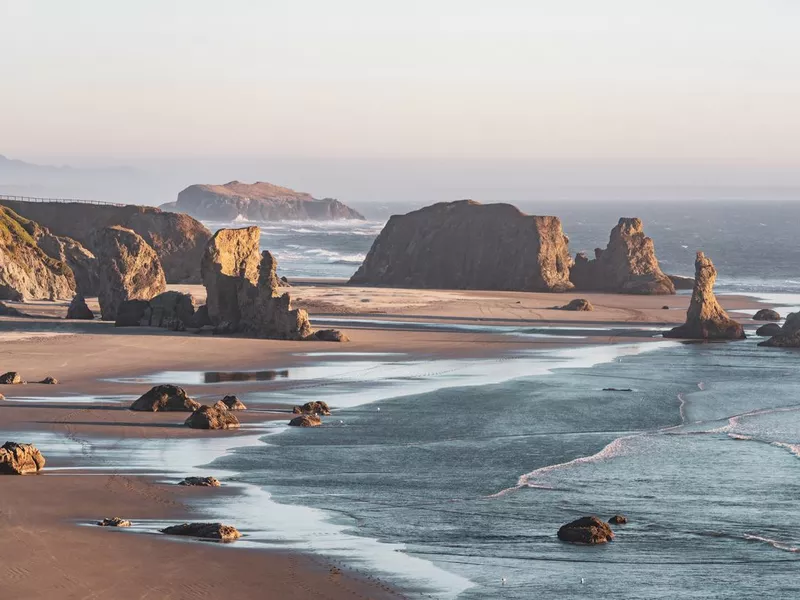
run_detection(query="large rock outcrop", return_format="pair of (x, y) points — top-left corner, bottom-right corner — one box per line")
(0, 206), (76, 301)
(0, 200), (211, 283)
(129, 385), (201, 412)
(664, 252), (745, 340)
(93, 226), (167, 321)
(201, 227), (312, 339)
(24, 223), (99, 296)
(165, 181), (364, 221)
(0, 441), (46, 474)
(349, 200), (573, 291)
(557, 516), (615, 545)
(570, 218), (675, 295)
(759, 312), (800, 348)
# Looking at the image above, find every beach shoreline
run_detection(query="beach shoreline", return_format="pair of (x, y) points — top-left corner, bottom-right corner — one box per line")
(0, 287), (779, 599)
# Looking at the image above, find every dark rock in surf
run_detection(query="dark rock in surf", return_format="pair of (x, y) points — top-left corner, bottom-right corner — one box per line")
(756, 323), (782, 337)
(179, 476), (221, 487)
(608, 515), (628, 525)
(292, 401), (331, 416)
(557, 516), (615, 545)
(98, 517), (131, 527)
(289, 414), (322, 427)
(753, 308), (781, 321)
(759, 312), (800, 348)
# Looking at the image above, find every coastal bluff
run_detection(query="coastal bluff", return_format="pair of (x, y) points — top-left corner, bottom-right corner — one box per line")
(164, 181), (364, 221)
(0, 200), (210, 283)
(349, 200), (573, 292)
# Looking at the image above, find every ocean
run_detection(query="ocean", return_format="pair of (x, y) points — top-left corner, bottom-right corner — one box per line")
(201, 200), (800, 295)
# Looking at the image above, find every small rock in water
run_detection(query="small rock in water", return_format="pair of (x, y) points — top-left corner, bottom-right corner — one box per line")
(0, 372), (24, 385)
(98, 517), (132, 527)
(608, 514), (628, 525)
(179, 476), (221, 487)
(753, 308), (781, 321)
(289, 414), (322, 427)
(557, 516), (615, 545)
(602, 388), (633, 392)
(756, 323), (782, 337)
(160, 522), (241, 541)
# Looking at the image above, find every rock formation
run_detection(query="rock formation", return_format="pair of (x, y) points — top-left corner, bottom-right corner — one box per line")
(570, 218), (675, 295)
(160, 522), (241, 541)
(98, 517), (131, 527)
(166, 181), (365, 221)
(557, 298), (593, 311)
(179, 476), (221, 487)
(664, 252), (745, 340)
(309, 329), (350, 342)
(349, 200), (573, 292)
(184, 405), (241, 430)
(758, 312), (800, 348)
(756, 323), (783, 337)
(0, 205), (76, 301)
(608, 515), (628, 525)
(0, 441), (46, 474)
(0, 372), (23, 384)
(93, 226), (167, 321)
(133, 291), (196, 330)
(66, 295), (94, 320)
(557, 516), (615, 545)
(39, 377), (57, 385)
(26, 224), (99, 296)
(753, 308), (781, 321)
(292, 401), (331, 416)
(0, 301), (28, 317)
(130, 385), (201, 412)
(201, 227), (312, 339)
(0, 199), (211, 283)
(289, 414), (322, 427)
(216, 395), (246, 410)
(668, 274), (695, 290)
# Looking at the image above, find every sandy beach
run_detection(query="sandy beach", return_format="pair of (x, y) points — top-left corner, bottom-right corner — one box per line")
(0, 285), (769, 599)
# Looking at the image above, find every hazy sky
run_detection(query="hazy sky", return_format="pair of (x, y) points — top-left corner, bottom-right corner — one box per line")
(2, 1), (800, 185)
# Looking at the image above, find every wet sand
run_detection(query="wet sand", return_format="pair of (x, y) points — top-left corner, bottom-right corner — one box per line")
(0, 285), (768, 599)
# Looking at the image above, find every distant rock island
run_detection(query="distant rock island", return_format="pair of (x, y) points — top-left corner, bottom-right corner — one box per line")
(162, 181), (365, 221)
(349, 200), (574, 291)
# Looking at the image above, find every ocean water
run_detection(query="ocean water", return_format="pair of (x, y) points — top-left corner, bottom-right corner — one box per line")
(200, 200), (800, 293)
(204, 335), (800, 599)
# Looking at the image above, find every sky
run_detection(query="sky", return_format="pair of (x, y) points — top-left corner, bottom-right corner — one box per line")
(1, 1), (800, 202)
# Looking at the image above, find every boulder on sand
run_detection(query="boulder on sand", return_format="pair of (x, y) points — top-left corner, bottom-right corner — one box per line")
(130, 385), (200, 412)
(179, 476), (221, 487)
(38, 377), (57, 385)
(0, 441), (46, 474)
(289, 414), (322, 427)
(184, 405), (241, 430)
(570, 218), (675, 295)
(292, 401), (331, 416)
(557, 516), (615, 544)
(140, 290), (195, 329)
(0, 372), (24, 384)
(160, 522), (241, 541)
(756, 323), (783, 337)
(664, 252), (745, 340)
(215, 395), (247, 410)
(759, 312), (800, 348)
(114, 299), (150, 327)
(93, 226), (167, 321)
(557, 298), (593, 311)
(753, 308), (781, 321)
(349, 200), (574, 292)
(309, 329), (350, 342)
(66, 294), (94, 320)
(98, 517), (131, 527)
(201, 227), (312, 339)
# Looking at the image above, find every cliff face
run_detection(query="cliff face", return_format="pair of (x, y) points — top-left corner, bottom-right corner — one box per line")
(664, 252), (745, 340)
(570, 218), (675, 295)
(0, 206), (76, 301)
(0, 200), (211, 283)
(168, 181), (365, 221)
(349, 200), (573, 292)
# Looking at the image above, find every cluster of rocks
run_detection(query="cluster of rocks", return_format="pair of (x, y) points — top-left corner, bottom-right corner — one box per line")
(759, 312), (800, 348)
(0, 372), (57, 385)
(289, 400), (331, 427)
(557, 514), (628, 545)
(129, 385), (246, 430)
(664, 252), (745, 340)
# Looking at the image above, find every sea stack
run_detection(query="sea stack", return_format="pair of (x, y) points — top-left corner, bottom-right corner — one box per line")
(570, 218), (675, 295)
(664, 252), (745, 340)
(93, 226), (168, 321)
(201, 227), (313, 339)
(349, 200), (573, 292)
